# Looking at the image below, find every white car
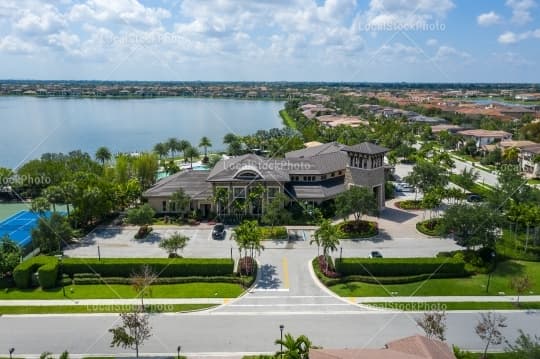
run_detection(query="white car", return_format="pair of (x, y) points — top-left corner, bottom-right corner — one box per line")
(395, 182), (415, 192)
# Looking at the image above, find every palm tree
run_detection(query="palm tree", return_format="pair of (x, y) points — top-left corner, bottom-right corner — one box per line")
(275, 333), (312, 359)
(199, 136), (212, 162)
(314, 219), (340, 272)
(503, 147), (519, 164)
(153, 142), (168, 160)
(95, 146), (112, 165)
(178, 140), (191, 162)
(184, 146), (200, 169)
(43, 185), (65, 212)
(166, 138), (179, 159)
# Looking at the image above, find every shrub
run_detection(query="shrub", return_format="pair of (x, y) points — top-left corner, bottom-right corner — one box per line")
(126, 204), (155, 225)
(395, 200), (425, 210)
(62, 258), (234, 277)
(416, 219), (442, 236)
(337, 220), (378, 239)
(260, 226), (288, 240)
(334, 257), (468, 277)
(13, 256), (58, 289)
(37, 260), (59, 289)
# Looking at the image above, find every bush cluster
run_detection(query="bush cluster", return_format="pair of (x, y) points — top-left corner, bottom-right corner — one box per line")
(13, 256), (59, 289)
(260, 226), (288, 240)
(337, 220), (378, 239)
(334, 257), (468, 277)
(416, 219), (442, 236)
(62, 258), (234, 277)
(395, 200), (425, 210)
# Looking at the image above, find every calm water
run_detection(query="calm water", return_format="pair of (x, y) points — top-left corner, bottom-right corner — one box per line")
(0, 97), (284, 169)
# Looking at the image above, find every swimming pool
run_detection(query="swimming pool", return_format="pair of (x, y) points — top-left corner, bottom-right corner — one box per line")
(0, 210), (48, 247)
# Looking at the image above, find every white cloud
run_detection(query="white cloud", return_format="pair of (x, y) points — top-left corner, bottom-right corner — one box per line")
(506, 0), (536, 25)
(69, 0), (170, 27)
(363, 0), (454, 30)
(14, 4), (67, 35)
(433, 45), (472, 62)
(498, 29), (540, 43)
(426, 38), (438, 46)
(0, 35), (34, 54)
(477, 11), (502, 26)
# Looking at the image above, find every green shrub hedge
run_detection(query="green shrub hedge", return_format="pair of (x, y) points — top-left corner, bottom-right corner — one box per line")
(337, 220), (378, 239)
(334, 257), (468, 277)
(260, 226), (288, 240)
(37, 260), (59, 289)
(62, 258), (234, 277)
(13, 256), (59, 289)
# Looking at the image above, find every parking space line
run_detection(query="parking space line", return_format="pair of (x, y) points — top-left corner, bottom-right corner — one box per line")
(282, 257), (290, 289)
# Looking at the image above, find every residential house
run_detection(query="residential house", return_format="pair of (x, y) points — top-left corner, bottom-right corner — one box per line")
(310, 335), (456, 359)
(519, 144), (540, 178)
(457, 129), (512, 148)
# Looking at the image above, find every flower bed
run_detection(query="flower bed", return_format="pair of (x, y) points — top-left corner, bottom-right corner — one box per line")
(337, 220), (378, 239)
(395, 200), (425, 210)
(416, 218), (442, 236)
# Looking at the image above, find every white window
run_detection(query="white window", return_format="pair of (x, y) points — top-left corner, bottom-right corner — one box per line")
(267, 186), (280, 200)
(233, 187), (246, 199)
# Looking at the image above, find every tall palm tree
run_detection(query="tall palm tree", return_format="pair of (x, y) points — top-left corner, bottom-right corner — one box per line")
(95, 146), (112, 165)
(166, 138), (179, 159)
(503, 147), (519, 164)
(199, 136), (212, 161)
(314, 219), (340, 272)
(274, 333), (312, 359)
(178, 139), (191, 162)
(153, 142), (168, 160)
(184, 146), (200, 169)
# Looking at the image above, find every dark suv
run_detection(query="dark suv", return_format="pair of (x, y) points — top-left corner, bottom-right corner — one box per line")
(212, 223), (226, 240)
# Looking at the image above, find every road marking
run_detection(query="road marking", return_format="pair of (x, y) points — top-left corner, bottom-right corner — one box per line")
(282, 256), (290, 289)
(240, 295), (333, 299)
(223, 298), (230, 304)
(227, 303), (351, 307)
(348, 297), (356, 304)
(251, 288), (290, 292)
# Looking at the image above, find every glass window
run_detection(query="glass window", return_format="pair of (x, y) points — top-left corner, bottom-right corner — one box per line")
(233, 187), (246, 199)
(162, 201), (167, 212)
(267, 186), (280, 200)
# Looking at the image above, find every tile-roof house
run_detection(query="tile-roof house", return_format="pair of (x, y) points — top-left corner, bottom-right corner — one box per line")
(310, 335), (456, 359)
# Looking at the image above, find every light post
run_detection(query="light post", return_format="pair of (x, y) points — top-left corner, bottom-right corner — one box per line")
(279, 324), (284, 358)
(9, 348), (14, 359)
(177, 345), (181, 359)
(486, 251), (496, 293)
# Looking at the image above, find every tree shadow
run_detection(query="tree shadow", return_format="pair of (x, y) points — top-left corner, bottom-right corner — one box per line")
(134, 231), (162, 244)
(380, 207), (418, 224)
(254, 264), (281, 289)
(495, 261), (527, 278)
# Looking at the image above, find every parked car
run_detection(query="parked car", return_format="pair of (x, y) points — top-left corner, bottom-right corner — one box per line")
(395, 182), (415, 193)
(212, 223), (226, 240)
(466, 194), (483, 203)
(369, 251), (383, 258)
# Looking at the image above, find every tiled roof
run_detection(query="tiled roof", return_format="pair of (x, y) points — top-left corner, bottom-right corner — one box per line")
(286, 176), (345, 200)
(343, 142), (389, 155)
(458, 129), (512, 138)
(143, 170), (212, 200)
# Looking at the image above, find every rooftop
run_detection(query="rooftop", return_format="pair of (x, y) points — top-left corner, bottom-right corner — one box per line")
(143, 170), (212, 200)
(458, 129), (512, 138)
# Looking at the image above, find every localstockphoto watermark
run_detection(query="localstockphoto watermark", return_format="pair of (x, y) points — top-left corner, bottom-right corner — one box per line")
(360, 21), (446, 33)
(100, 33), (183, 47)
(0, 174), (51, 186)
(370, 302), (448, 312)
(86, 303), (175, 313)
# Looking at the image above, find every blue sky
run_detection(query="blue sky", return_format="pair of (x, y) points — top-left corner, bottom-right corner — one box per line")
(0, 0), (538, 82)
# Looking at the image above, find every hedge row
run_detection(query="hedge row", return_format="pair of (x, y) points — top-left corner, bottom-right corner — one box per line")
(13, 256), (59, 289)
(334, 258), (468, 277)
(61, 258), (234, 278)
(321, 272), (464, 286)
(71, 276), (246, 285)
(260, 226), (288, 240)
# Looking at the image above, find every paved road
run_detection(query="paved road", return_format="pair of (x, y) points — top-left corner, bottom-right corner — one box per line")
(2, 308), (539, 356)
(451, 156), (499, 187)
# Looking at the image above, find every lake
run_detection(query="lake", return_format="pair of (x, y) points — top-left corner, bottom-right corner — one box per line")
(0, 97), (284, 169)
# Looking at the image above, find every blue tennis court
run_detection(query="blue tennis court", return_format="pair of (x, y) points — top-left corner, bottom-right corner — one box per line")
(0, 210), (47, 247)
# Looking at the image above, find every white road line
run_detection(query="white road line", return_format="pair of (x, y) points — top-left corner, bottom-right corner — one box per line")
(239, 295), (333, 299)
(251, 288), (290, 292)
(227, 303), (351, 307)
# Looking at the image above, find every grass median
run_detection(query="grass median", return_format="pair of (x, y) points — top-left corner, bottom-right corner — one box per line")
(364, 302), (540, 311)
(329, 260), (540, 297)
(0, 282), (244, 300)
(0, 303), (216, 315)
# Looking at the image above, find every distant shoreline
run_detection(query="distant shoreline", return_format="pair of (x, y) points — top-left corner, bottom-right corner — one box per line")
(0, 94), (287, 102)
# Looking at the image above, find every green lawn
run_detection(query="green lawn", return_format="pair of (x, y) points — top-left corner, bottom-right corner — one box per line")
(365, 302), (540, 311)
(0, 283), (244, 300)
(279, 109), (297, 129)
(0, 303), (215, 315)
(528, 178), (540, 185)
(330, 260), (540, 297)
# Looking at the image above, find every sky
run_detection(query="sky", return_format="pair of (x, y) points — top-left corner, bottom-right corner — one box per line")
(0, 0), (539, 82)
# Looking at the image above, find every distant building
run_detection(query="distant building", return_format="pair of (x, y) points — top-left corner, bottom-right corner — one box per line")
(457, 129), (512, 148)
(310, 335), (456, 359)
(519, 144), (540, 178)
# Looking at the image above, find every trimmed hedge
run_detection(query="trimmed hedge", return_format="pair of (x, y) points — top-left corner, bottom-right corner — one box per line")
(62, 258), (234, 278)
(37, 260), (59, 289)
(72, 276), (247, 285)
(322, 272), (464, 286)
(260, 226), (288, 240)
(334, 257), (468, 277)
(13, 256), (59, 289)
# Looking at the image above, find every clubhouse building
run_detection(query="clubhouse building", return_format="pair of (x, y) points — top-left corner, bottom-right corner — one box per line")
(143, 141), (389, 217)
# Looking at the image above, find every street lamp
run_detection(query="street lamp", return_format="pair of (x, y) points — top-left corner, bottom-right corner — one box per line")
(486, 251), (496, 293)
(279, 324), (284, 358)
(177, 345), (181, 359)
(9, 348), (14, 359)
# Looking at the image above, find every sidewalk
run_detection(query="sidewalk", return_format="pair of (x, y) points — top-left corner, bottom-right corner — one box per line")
(0, 298), (227, 306)
(354, 295), (540, 303)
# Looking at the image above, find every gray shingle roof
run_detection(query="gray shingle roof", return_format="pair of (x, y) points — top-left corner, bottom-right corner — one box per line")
(342, 142), (389, 155)
(143, 170), (212, 200)
(206, 154), (290, 182)
(286, 177), (345, 200)
(285, 142), (344, 158)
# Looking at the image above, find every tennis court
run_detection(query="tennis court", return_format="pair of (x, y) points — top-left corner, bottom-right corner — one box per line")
(0, 210), (43, 247)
